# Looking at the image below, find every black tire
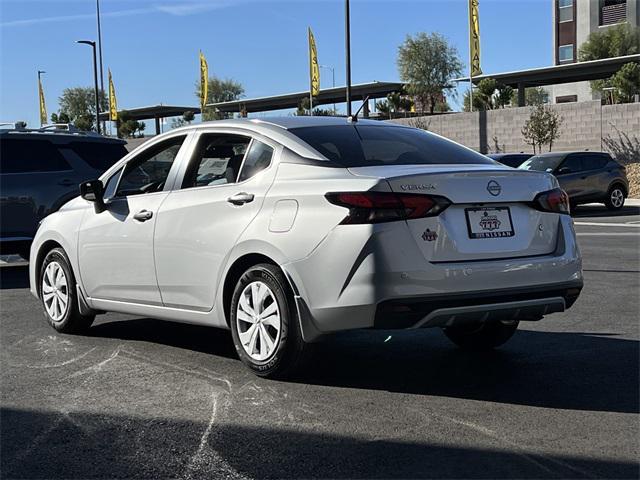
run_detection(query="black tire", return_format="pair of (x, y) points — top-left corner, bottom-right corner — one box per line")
(229, 263), (312, 378)
(604, 184), (626, 211)
(40, 248), (94, 334)
(444, 320), (519, 350)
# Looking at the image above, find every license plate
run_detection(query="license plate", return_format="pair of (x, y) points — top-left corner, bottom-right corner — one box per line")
(465, 207), (515, 239)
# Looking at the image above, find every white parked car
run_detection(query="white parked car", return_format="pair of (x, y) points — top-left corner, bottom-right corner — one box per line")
(30, 117), (583, 377)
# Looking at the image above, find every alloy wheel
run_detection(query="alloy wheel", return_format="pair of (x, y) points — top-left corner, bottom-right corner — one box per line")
(236, 281), (281, 361)
(42, 261), (69, 322)
(611, 189), (624, 208)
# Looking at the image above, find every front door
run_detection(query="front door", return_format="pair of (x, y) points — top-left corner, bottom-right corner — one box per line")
(154, 132), (277, 310)
(77, 135), (188, 305)
(556, 154), (588, 202)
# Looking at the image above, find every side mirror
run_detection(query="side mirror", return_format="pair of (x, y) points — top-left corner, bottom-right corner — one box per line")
(556, 166), (571, 175)
(80, 179), (106, 213)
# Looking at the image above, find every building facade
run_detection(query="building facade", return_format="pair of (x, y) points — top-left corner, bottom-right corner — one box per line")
(551, 0), (639, 103)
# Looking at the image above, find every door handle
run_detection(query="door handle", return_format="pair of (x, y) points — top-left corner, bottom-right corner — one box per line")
(580, 176), (587, 180)
(227, 192), (254, 205)
(133, 209), (153, 222)
(58, 179), (74, 187)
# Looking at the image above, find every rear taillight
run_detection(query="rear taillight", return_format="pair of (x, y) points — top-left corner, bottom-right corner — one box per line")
(325, 191), (451, 224)
(533, 188), (570, 215)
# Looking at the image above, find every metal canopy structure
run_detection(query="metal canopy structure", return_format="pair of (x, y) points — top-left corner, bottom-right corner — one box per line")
(99, 105), (201, 134)
(454, 55), (640, 106)
(208, 81), (404, 115)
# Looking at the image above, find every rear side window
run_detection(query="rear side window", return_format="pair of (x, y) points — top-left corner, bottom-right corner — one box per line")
(238, 140), (274, 182)
(582, 154), (608, 171)
(182, 134), (250, 188)
(0, 138), (72, 173)
(67, 141), (128, 171)
(289, 125), (493, 167)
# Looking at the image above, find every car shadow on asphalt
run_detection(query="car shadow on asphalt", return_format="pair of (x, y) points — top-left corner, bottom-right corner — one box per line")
(88, 316), (639, 415)
(0, 265), (30, 290)
(88, 317), (239, 360)
(299, 328), (640, 415)
(572, 204), (640, 218)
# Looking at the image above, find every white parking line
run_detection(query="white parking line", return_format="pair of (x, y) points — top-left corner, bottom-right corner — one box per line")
(577, 232), (639, 236)
(574, 222), (640, 228)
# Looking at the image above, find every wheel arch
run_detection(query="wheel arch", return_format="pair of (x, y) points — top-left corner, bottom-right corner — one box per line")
(608, 180), (628, 196)
(222, 252), (295, 328)
(34, 239), (64, 297)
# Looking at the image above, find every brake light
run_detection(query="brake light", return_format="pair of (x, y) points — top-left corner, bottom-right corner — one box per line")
(325, 191), (451, 224)
(533, 188), (570, 214)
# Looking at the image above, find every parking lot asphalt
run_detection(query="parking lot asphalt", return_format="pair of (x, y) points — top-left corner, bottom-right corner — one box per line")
(1, 204), (638, 479)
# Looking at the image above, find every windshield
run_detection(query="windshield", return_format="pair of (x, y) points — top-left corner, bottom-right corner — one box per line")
(289, 125), (495, 168)
(519, 154), (564, 173)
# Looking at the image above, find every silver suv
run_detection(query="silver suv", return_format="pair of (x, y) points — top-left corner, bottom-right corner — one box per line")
(0, 127), (127, 258)
(29, 117), (583, 378)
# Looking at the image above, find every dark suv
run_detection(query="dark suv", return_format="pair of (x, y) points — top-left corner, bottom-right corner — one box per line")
(0, 128), (127, 258)
(519, 151), (628, 210)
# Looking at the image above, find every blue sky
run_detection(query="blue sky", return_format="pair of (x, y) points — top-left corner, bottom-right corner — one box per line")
(0, 0), (552, 127)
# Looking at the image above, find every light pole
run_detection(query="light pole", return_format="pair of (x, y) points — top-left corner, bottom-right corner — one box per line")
(320, 64), (336, 113)
(601, 86), (615, 151)
(76, 40), (101, 135)
(96, 0), (106, 132)
(345, 0), (352, 117)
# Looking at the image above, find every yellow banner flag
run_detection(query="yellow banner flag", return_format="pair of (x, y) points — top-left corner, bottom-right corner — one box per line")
(469, 0), (482, 78)
(199, 50), (208, 112)
(308, 28), (320, 97)
(38, 77), (47, 125)
(108, 69), (118, 121)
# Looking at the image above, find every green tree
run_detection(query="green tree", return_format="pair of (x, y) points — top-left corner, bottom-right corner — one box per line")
(610, 62), (640, 103)
(579, 24), (640, 62)
(50, 112), (70, 124)
(463, 79), (515, 111)
(397, 32), (463, 114)
(578, 24), (640, 98)
(521, 105), (564, 154)
(55, 87), (107, 132)
(117, 110), (145, 138)
(195, 75), (244, 121)
(507, 86), (549, 107)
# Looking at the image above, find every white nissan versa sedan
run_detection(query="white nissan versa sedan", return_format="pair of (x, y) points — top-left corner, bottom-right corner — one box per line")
(30, 117), (583, 377)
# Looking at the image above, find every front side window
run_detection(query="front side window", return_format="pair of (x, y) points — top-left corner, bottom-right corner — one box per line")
(559, 44), (574, 62)
(519, 155), (565, 172)
(559, 155), (583, 173)
(238, 140), (274, 182)
(102, 167), (122, 200)
(289, 125), (493, 168)
(116, 135), (185, 197)
(182, 134), (250, 188)
(0, 138), (72, 173)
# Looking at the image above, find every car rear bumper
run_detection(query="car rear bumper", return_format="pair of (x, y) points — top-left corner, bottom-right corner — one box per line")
(284, 214), (582, 341)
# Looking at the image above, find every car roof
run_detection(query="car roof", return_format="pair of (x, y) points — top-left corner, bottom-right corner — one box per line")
(176, 116), (405, 131)
(488, 153), (532, 158)
(532, 151), (609, 157)
(0, 129), (126, 145)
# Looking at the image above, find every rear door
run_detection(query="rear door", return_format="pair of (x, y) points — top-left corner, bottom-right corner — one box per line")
(555, 154), (587, 201)
(154, 131), (278, 310)
(581, 153), (610, 199)
(0, 137), (78, 239)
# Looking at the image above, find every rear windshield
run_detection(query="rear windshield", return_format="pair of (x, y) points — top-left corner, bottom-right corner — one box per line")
(289, 125), (494, 168)
(66, 141), (128, 171)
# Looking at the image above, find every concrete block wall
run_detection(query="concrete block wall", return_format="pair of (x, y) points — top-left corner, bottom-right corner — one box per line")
(390, 100), (640, 155)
